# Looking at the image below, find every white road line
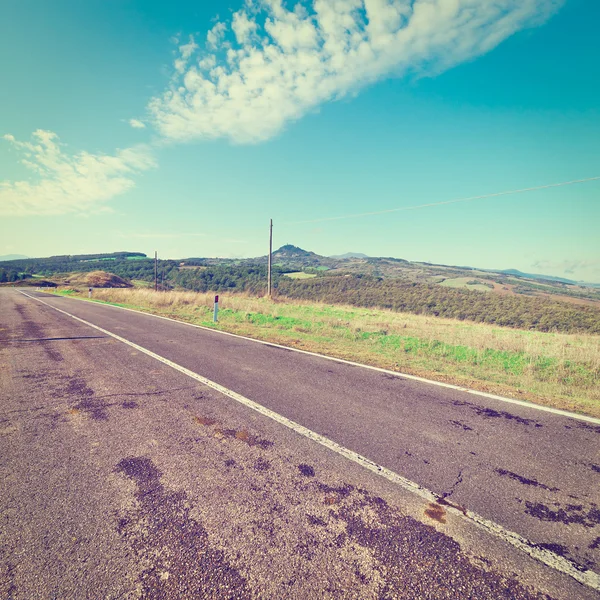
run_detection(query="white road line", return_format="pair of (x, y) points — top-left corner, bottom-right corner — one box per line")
(36, 290), (600, 426)
(20, 290), (600, 591)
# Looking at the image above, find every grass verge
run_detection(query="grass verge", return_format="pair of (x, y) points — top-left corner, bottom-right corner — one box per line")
(52, 288), (600, 418)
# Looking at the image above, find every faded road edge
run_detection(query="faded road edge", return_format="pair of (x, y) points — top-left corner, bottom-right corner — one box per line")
(19, 291), (600, 592)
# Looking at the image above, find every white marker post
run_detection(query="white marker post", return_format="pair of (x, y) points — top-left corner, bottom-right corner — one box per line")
(213, 295), (219, 323)
(88, 287), (93, 298)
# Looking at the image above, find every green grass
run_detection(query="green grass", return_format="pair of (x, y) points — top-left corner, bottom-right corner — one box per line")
(439, 277), (493, 293)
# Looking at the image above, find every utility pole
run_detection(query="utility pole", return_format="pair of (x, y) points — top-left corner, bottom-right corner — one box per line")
(154, 250), (158, 292)
(267, 219), (273, 298)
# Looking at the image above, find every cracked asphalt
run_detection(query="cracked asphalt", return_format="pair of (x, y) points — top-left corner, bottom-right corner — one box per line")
(0, 288), (598, 599)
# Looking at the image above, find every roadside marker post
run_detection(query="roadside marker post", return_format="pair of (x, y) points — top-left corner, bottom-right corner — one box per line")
(88, 287), (92, 298)
(213, 295), (219, 322)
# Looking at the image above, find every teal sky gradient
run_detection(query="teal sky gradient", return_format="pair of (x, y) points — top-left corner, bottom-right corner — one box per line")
(1, 0), (599, 281)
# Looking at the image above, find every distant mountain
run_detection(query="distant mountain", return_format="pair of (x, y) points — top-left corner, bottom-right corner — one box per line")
(330, 252), (369, 259)
(274, 244), (314, 257)
(251, 246), (598, 286)
(271, 244), (333, 268)
(3, 244), (597, 304)
(0, 252), (145, 264)
(0, 254), (28, 261)
(493, 269), (578, 285)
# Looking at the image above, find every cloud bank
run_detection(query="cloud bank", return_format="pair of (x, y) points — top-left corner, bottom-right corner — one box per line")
(149, 0), (561, 144)
(0, 130), (155, 216)
(532, 259), (600, 278)
(2, 0), (561, 216)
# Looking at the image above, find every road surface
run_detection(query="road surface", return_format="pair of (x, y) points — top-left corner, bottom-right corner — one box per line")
(1, 288), (598, 599)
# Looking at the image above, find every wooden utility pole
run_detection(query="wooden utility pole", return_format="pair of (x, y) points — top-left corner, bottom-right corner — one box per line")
(154, 251), (158, 292)
(267, 219), (273, 298)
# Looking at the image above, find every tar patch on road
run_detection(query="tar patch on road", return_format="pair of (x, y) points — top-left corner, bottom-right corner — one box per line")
(495, 469), (559, 492)
(65, 377), (108, 421)
(298, 464), (315, 477)
(576, 422), (600, 435)
(452, 399), (542, 427)
(311, 482), (553, 600)
(449, 419), (474, 432)
(114, 456), (251, 599)
(524, 501), (600, 528)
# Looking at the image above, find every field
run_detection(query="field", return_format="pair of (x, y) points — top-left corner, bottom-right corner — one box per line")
(284, 272), (318, 279)
(439, 277), (494, 292)
(51, 288), (600, 418)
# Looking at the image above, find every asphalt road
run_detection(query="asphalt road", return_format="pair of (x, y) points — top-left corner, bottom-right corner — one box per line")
(1, 288), (599, 599)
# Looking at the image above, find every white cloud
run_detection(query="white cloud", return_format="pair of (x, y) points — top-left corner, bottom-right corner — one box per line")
(207, 22), (227, 49)
(174, 35), (200, 73)
(2, 1), (562, 218)
(532, 259), (600, 278)
(232, 9), (258, 44)
(180, 37), (198, 61)
(148, 0), (562, 145)
(0, 130), (156, 216)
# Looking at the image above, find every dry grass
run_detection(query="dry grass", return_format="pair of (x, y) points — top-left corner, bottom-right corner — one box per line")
(82, 287), (599, 363)
(56, 287), (600, 418)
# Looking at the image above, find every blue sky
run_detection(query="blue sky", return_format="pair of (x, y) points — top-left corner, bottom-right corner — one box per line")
(1, 0), (599, 281)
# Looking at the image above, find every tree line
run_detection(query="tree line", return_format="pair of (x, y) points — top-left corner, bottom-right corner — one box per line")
(4, 253), (599, 334)
(276, 274), (600, 334)
(0, 268), (30, 283)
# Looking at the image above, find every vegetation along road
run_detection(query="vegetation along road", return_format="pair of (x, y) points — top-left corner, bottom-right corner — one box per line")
(1, 288), (599, 599)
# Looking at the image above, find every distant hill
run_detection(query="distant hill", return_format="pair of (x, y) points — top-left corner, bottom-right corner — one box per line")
(493, 269), (577, 285)
(274, 245), (314, 257)
(239, 246), (599, 304)
(0, 254), (28, 261)
(0, 251), (146, 266)
(330, 252), (369, 259)
(3, 245), (598, 306)
(57, 270), (132, 288)
(257, 245), (338, 269)
(0, 252), (155, 288)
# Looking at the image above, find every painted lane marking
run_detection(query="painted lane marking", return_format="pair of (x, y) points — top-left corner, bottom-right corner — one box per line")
(20, 290), (600, 591)
(34, 290), (600, 426)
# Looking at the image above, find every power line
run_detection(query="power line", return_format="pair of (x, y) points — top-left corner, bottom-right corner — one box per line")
(285, 176), (600, 225)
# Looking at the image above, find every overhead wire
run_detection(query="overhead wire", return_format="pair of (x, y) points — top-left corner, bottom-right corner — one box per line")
(283, 176), (600, 225)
